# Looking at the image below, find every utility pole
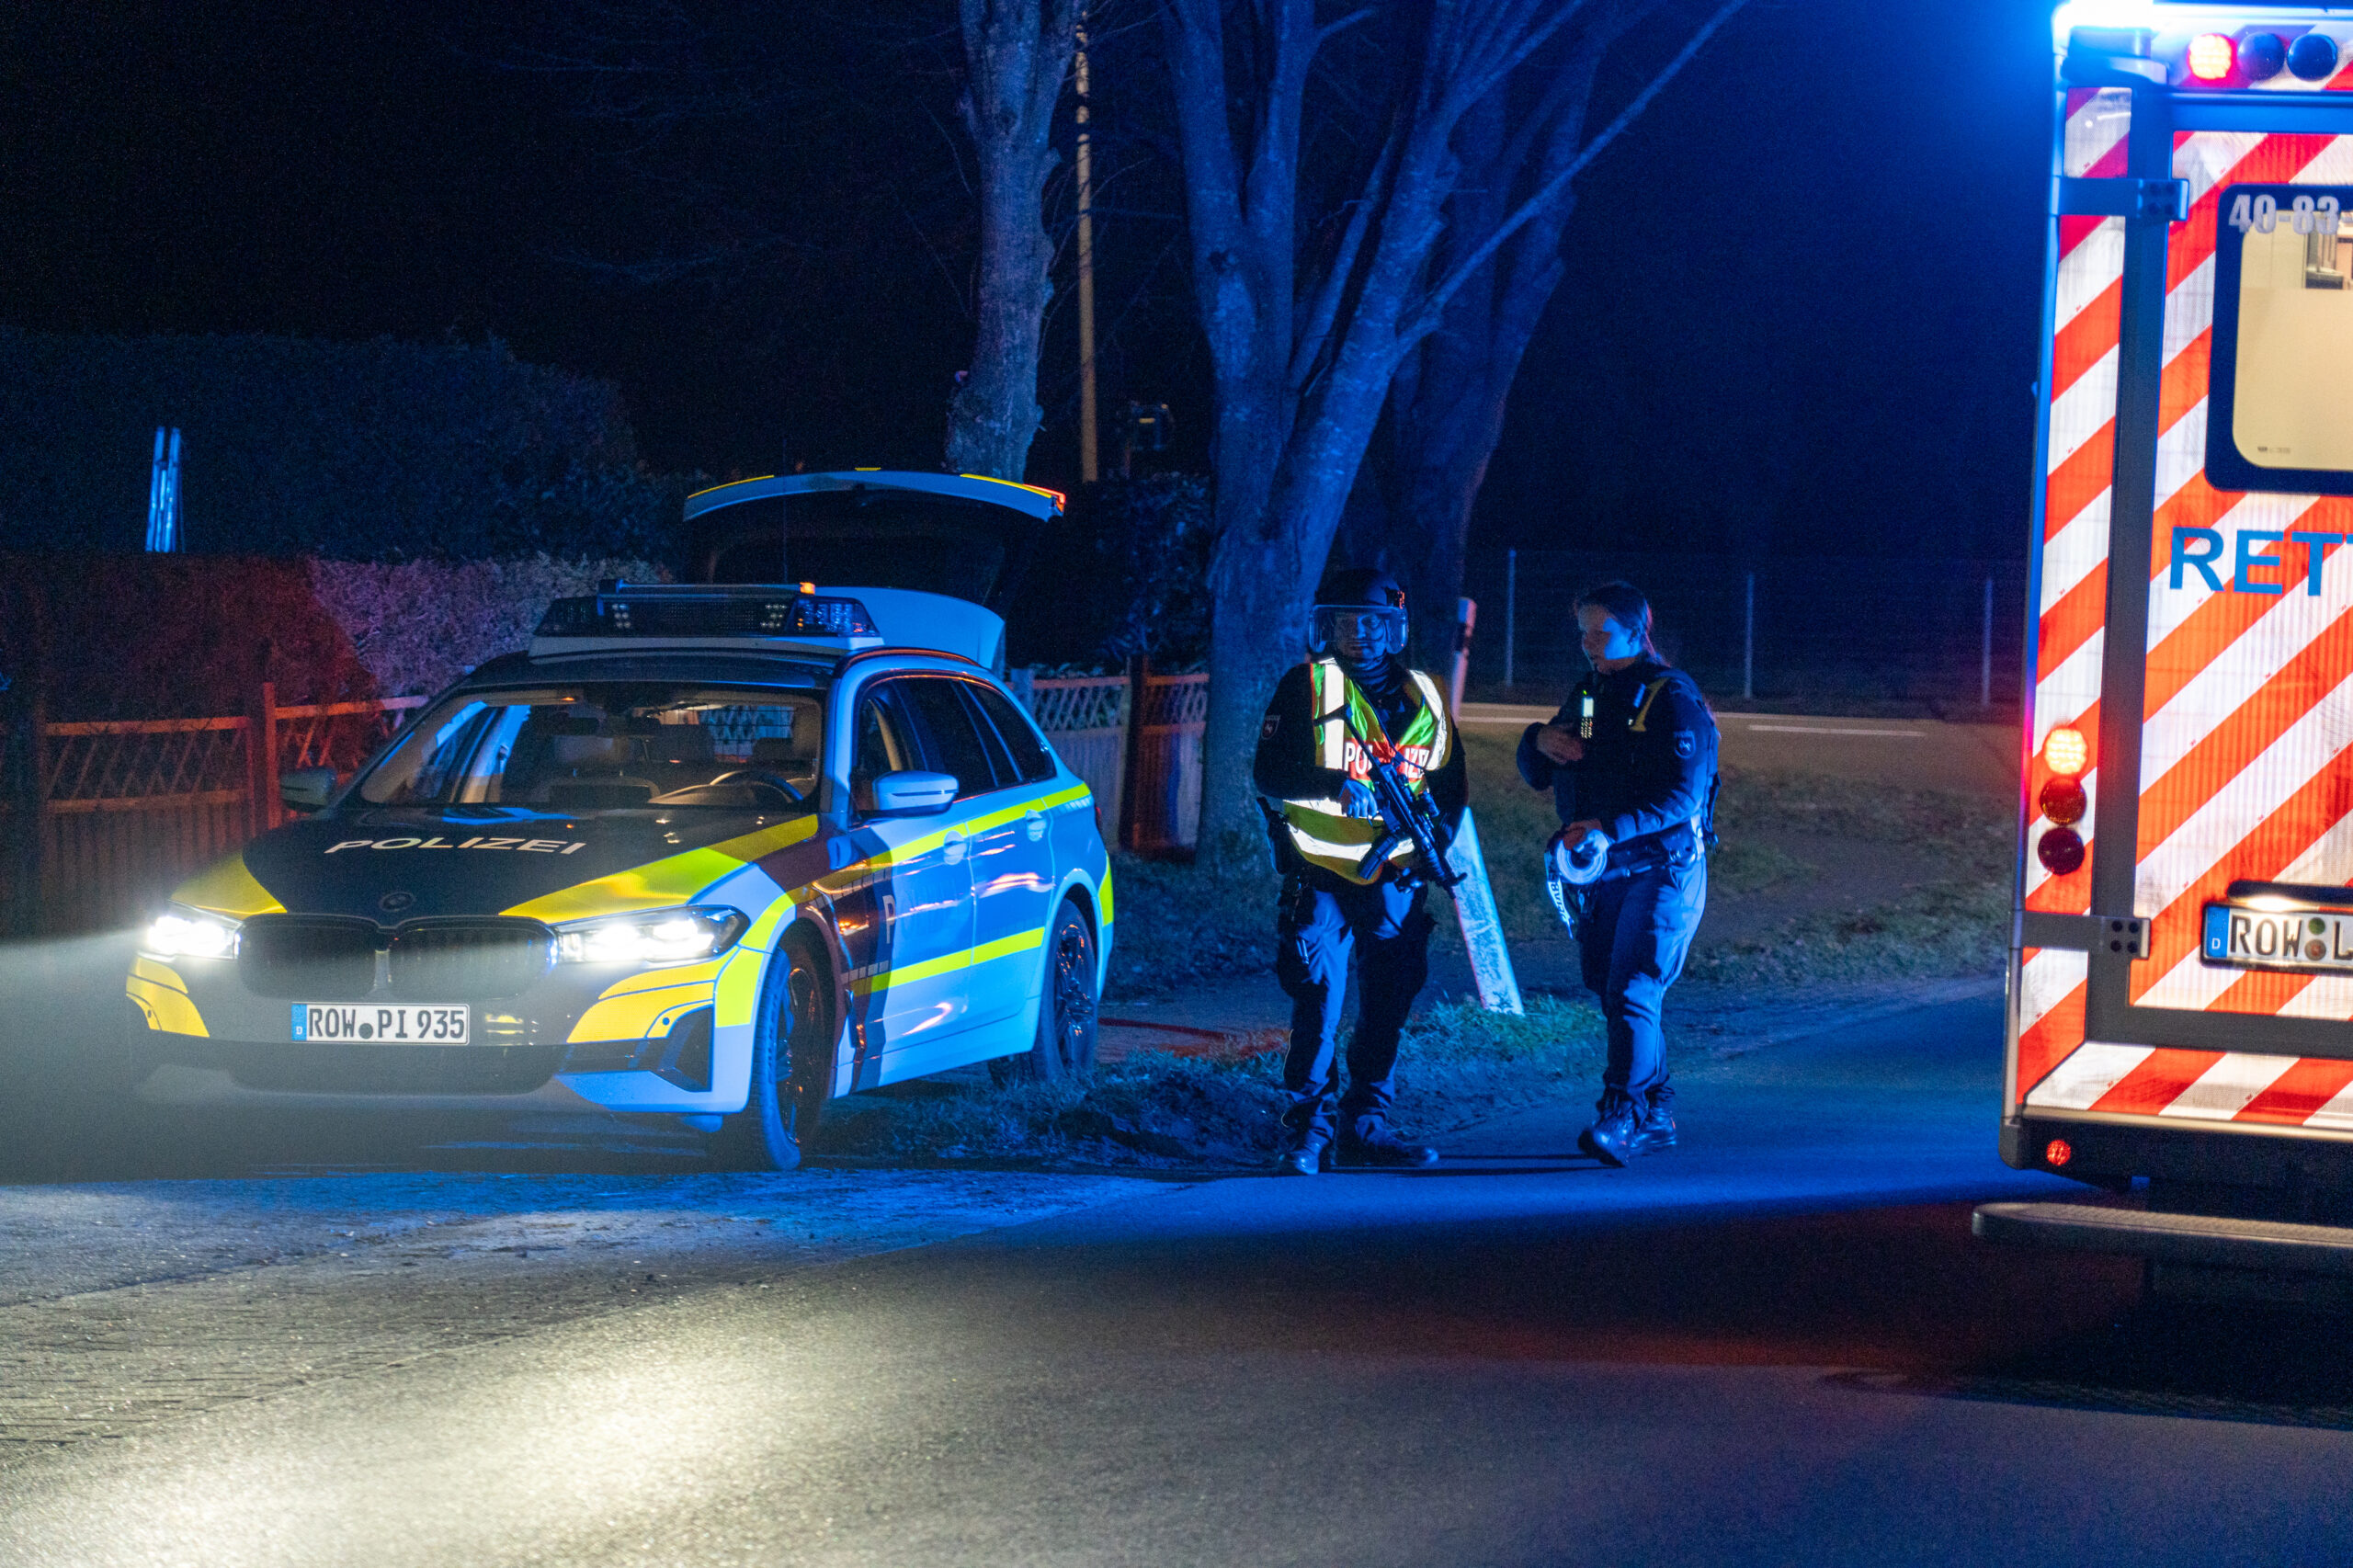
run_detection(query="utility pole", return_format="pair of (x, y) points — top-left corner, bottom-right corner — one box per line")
(1074, 10), (1099, 485)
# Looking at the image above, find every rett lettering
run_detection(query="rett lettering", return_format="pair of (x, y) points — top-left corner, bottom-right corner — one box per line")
(2171, 526), (2344, 596)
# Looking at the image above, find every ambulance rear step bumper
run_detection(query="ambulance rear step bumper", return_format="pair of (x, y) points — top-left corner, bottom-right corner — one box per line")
(1973, 1199), (2353, 1276)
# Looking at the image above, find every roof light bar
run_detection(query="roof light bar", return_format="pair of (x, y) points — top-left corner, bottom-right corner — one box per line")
(535, 583), (879, 642)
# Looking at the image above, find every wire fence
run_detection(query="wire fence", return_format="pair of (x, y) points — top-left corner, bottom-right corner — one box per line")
(1461, 551), (2029, 712)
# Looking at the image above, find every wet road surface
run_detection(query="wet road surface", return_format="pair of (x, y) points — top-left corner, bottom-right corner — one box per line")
(6, 988), (2352, 1565)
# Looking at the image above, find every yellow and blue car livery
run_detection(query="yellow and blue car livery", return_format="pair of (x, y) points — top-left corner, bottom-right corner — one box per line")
(124, 583), (1112, 1118)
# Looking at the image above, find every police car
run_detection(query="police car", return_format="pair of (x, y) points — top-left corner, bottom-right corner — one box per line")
(122, 472), (1110, 1169)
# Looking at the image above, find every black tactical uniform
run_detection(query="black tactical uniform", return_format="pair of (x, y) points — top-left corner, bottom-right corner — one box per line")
(1518, 658), (1717, 1158)
(1256, 631), (1467, 1173)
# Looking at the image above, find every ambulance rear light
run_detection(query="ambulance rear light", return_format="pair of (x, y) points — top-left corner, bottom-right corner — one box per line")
(2188, 32), (2235, 81)
(2038, 826), (2086, 877)
(2042, 726), (2089, 778)
(2239, 31), (2287, 82)
(2044, 1138), (2074, 1169)
(2039, 775), (2088, 827)
(2290, 30), (2340, 83)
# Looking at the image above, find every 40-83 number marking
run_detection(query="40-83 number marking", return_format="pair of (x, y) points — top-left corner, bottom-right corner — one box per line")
(2228, 191), (2343, 235)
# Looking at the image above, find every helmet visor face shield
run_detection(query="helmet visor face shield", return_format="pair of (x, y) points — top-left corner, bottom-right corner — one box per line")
(1313, 605), (1406, 661)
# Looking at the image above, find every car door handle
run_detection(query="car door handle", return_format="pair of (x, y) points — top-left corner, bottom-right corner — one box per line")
(1024, 810), (1045, 843)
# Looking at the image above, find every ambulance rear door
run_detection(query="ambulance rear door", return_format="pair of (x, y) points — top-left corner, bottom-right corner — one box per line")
(2014, 28), (2353, 1173)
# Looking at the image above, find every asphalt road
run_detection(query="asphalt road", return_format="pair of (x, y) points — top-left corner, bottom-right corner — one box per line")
(6, 991), (2352, 1565)
(1459, 703), (2017, 794)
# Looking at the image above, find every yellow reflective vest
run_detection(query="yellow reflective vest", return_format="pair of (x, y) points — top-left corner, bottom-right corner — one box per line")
(1274, 659), (1454, 885)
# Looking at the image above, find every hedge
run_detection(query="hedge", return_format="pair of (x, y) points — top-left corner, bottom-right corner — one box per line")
(0, 554), (664, 721)
(0, 329), (687, 562)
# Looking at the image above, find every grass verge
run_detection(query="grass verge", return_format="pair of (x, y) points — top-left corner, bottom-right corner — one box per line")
(810, 995), (1605, 1169)
(1104, 730), (2013, 999)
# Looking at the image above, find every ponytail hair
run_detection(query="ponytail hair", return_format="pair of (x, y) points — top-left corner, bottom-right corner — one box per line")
(1574, 580), (1663, 662)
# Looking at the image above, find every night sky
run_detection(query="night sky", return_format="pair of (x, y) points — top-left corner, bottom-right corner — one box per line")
(0, 0), (2058, 562)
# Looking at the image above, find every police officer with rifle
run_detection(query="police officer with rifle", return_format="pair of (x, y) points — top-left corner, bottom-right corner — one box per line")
(1256, 568), (1468, 1176)
(1518, 580), (1717, 1166)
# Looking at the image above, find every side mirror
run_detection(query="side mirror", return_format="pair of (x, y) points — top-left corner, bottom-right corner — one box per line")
(280, 767), (338, 812)
(870, 770), (958, 816)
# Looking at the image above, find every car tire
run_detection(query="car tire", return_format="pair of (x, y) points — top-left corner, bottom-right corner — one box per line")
(989, 901), (1098, 1086)
(713, 931), (834, 1171)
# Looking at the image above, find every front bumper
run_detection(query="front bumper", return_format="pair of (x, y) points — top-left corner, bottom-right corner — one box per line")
(128, 943), (764, 1113)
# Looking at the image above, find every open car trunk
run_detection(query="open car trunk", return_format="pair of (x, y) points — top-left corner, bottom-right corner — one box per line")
(684, 471), (1062, 617)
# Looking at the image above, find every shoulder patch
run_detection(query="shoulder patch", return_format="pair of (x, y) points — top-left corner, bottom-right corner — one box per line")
(1675, 730), (1697, 760)
(1262, 714), (1281, 739)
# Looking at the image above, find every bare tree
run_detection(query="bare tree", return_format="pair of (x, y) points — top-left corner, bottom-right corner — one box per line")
(517, 1), (1075, 480)
(1159, 0), (1746, 869)
(1337, 5), (1638, 662)
(945, 0), (1080, 478)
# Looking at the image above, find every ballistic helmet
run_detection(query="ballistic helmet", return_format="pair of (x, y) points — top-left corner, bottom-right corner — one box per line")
(1310, 567), (1408, 661)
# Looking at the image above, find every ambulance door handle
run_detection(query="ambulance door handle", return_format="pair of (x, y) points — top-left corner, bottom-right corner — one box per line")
(2018, 910), (2149, 958)
(2056, 176), (2188, 225)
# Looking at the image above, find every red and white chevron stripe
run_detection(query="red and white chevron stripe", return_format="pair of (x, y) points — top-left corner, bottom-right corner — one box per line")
(2017, 68), (2353, 1114)
(2014, 87), (2131, 1104)
(2026, 1040), (2353, 1130)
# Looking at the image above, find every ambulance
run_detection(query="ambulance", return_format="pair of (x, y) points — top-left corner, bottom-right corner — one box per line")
(122, 472), (1110, 1171)
(1975, 6), (2353, 1299)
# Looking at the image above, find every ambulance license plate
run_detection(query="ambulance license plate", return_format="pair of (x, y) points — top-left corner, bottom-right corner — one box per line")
(2201, 903), (2353, 972)
(291, 1004), (471, 1044)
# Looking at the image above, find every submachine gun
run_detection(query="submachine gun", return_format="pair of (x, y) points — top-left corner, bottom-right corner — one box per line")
(1348, 722), (1462, 890)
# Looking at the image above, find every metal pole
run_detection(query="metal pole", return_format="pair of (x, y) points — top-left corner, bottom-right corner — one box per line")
(1451, 597), (1475, 715)
(1743, 572), (1755, 702)
(1504, 549), (1517, 688)
(1981, 574), (1995, 708)
(1074, 15), (1099, 485)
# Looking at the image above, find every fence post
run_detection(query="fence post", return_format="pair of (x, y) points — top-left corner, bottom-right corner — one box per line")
(248, 680), (279, 836)
(6, 686), (43, 938)
(1119, 653), (1150, 852)
(1503, 549), (1517, 688)
(1981, 575), (1995, 709)
(1742, 572), (1756, 702)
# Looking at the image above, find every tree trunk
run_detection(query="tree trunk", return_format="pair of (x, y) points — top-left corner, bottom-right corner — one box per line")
(944, 0), (1077, 481)
(945, 152), (1059, 479)
(1165, 0), (1740, 872)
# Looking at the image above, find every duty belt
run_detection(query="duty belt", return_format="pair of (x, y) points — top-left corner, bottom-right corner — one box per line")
(1599, 824), (1700, 878)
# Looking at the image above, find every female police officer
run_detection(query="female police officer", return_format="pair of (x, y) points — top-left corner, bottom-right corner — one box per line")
(1517, 581), (1717, 1166)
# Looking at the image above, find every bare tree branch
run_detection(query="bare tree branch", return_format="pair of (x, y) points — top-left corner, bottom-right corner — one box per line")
(1406, 0), (1749, 342)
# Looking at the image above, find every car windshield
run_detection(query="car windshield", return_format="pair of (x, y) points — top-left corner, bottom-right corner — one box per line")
(355, 684), (825, 811)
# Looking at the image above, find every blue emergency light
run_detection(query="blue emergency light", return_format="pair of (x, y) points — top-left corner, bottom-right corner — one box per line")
(535, 582), (880, 641)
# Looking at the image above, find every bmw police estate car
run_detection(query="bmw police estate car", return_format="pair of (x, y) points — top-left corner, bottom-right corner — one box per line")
(122, 472), (1109, 1169)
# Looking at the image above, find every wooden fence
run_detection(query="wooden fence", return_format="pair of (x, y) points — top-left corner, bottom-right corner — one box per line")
(2, 686), (426, 937)
(1020, 665), (1208, 854)
(0, 664), (1209, 937)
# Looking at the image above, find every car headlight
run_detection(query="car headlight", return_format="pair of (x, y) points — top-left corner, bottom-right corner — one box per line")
(142, 905), (243, 960)
(551, 906), (748, 966)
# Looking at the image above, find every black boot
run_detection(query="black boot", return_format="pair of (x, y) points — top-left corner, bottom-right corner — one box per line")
(1274, 1126), (1331, 1176)
(1336, 1124), (1439, 1168)
(1579, 1092), (1643, 1167)
(1633, 1085), (1677, 1155)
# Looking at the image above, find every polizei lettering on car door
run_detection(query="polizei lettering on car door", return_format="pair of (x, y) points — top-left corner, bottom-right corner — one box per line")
(322, 838), (589, 854)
